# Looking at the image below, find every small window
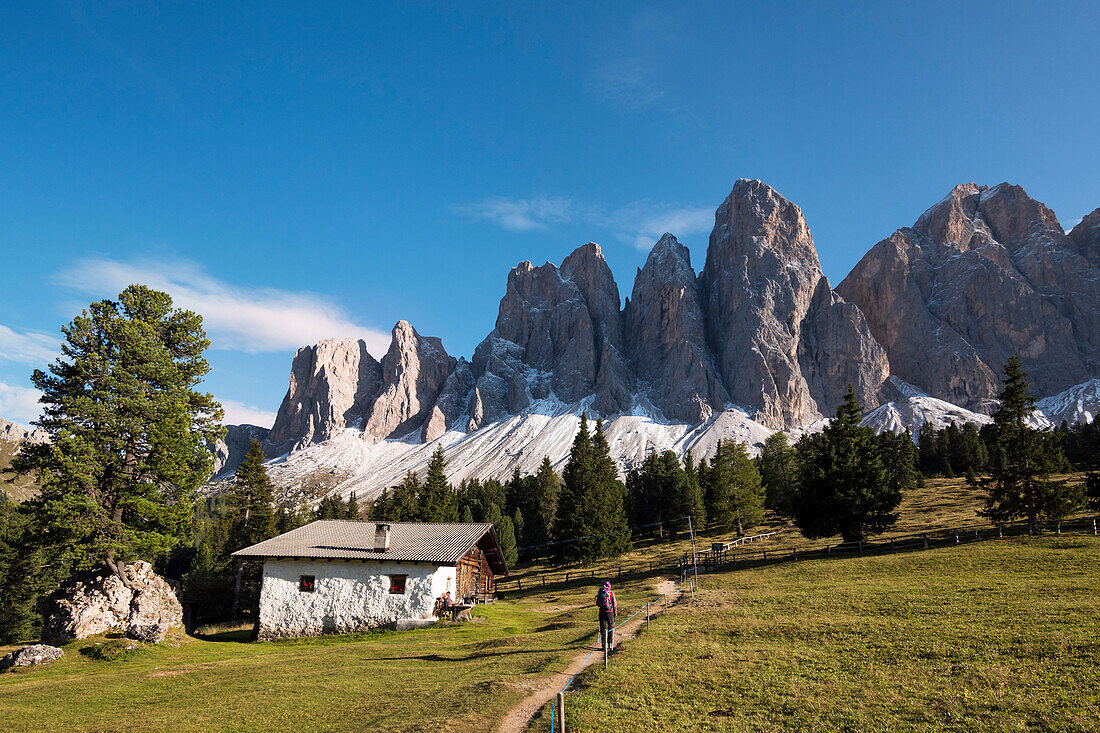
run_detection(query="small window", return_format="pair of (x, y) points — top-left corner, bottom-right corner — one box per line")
(299, 575), (315, 593)
(389, 575), (407, 595)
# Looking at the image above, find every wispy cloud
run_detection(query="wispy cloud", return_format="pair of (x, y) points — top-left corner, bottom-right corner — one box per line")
(451, 196), (573, 232)
(0, 380), (43, 425)
(599, 203), (715, 251)
(452, 194), (715, 252)
(218, 398), (277, 429)
(0, 325), (62, 366)
(57, 258), (392, 358)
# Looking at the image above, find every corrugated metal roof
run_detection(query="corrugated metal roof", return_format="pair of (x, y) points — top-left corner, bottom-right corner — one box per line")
(231, 521), (507, 574)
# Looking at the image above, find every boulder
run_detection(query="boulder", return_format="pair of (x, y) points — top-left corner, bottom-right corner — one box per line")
(42, 561), (183, 646)
(0, 644), (63, 672)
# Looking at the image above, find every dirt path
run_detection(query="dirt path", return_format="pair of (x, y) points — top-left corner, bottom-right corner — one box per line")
(495, 578), (682, 733)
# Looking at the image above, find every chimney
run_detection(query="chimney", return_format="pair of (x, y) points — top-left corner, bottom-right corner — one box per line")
(374, 523), (391, 552)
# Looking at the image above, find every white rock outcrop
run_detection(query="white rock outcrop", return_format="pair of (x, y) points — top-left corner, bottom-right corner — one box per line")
(42, 561), (183, 645)
(0, 644), (63, 671)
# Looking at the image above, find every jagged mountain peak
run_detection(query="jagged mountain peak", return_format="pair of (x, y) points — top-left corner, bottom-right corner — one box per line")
(838, 182), (1100, 409)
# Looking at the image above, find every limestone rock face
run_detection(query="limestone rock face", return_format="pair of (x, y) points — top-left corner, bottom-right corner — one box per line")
(364, 321), (457, 441)
(266, 338), (382, 453)
(798, 276), (891, 419)
(421, 359), (475, 442)
(699, 179), (887, 427)
(211, 423), (271, 477)
(0, 418), (48, 446)
(1069, 208), (1100, 267)
(837, 183), (1100, 409)
(42, 561), (183, 645)
(469, 242), (632, 428)
(0, 644), (62, 672)
(625, 233), (727, 423)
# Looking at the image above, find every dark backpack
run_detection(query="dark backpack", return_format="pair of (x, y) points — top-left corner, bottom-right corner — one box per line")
(596, 587), (612, 610)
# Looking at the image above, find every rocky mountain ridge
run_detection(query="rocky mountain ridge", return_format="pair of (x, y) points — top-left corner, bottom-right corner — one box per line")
(198, 179), (1098, 499)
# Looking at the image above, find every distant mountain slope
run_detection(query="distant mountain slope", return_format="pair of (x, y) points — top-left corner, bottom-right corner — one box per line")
(0, 418), (48, 501)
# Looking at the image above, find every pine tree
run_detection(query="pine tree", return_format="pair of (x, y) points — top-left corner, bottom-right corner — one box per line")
(345, 492), (360, 520)
(498, 514), (518, 567)
(705, 440), (763, 535)
(681, 451), (706, 534)
(976, 357), (1076, 531)
(553, 415), (630, 563)
(790, 386), (900, 542)
(512, 508), (525, 553)
(525, 457), (559, 555)
(758, 432), (798, 513)
(11, 286), (224, 593)
(877, 430), (918, 498)
(225, 440), (277, 551)
(418, 447), (458, 522)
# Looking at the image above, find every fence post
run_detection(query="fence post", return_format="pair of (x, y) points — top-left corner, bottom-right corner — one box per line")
(1094, 518), (1097, 536)
(998, 525), (1003, 539)
(542, 574), (546, 587)
(557, 691), (565, 733)
(566, 572), (569, 583)
(617, 566), (621, 579)
(517, 578), (522, 591)
(792, 548), (797, 560)
(858, 541), (863, 556)
(1057, 522), (1062, 535)
(923, 534), (928, 549)
(890, 538), (895, 552)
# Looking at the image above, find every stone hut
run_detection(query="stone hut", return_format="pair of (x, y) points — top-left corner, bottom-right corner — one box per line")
(232, 520), (509, 639)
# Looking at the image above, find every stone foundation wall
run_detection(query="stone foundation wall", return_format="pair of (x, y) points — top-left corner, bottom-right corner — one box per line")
(257, 559), (456, 640)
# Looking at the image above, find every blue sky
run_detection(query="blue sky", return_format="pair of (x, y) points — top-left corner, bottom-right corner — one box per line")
(1, 1), (1097, 427)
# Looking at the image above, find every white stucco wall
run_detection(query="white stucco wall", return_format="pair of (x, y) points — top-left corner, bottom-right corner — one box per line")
(257, 559), (457, 640)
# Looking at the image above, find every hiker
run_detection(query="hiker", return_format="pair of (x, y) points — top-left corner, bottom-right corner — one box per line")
(596, 581), (617, 650)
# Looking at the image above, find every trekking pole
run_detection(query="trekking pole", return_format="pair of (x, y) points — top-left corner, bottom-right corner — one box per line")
(646, 602), (650, 630)
(603, 633), (609, 669)
(557, 691), (565, 733)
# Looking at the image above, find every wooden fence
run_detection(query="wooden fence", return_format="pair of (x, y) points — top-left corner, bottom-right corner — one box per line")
(502, 558), (679, 593)
(684, 515), (1100, 573)
(501, 515), (1100, 594)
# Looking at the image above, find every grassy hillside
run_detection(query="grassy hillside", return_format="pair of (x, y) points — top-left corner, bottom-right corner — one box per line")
(0, 438), (38, 502)
(562, 536), (1100, 732)
(0, 569), (666, 733)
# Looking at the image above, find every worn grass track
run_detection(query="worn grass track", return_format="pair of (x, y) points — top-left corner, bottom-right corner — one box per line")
(561, 536), (1100, 732)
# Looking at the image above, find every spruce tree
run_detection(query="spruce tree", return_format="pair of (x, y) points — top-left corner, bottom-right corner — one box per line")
(553, 415), (630, 563)
(345, 492), (360, 520)
(681, 451), (706, 534)
(11, 286), (224, 590)
(418, 447), (458, 522)
(498, 514), (518, 567)
(526, 456), (559, 554)
(976, 357), (1075, 531)
(758, 432), (797, 513)
(790, 386), (900, 542)
(705, 440), (763, 535)
(225, 439), (277, 550)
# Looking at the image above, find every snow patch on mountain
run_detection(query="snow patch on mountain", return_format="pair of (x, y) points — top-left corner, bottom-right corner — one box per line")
(860, 395), (992, 435)
(1036, 378), (1100, 425)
